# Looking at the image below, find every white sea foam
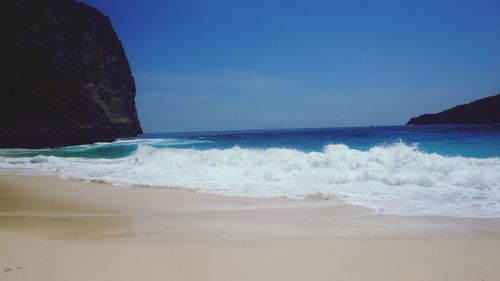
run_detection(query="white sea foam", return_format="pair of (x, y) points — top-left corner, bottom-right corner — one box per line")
(1, 142), (500, 217)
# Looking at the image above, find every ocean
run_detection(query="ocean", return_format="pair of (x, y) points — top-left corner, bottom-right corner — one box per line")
(1, 124), (500, 218)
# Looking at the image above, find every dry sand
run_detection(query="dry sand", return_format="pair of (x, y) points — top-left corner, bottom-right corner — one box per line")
(1, 173), (500, 281)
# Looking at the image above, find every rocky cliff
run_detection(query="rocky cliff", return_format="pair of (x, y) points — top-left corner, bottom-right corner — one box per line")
(0, 0), (142, 148)
(407, 94), (500, 125)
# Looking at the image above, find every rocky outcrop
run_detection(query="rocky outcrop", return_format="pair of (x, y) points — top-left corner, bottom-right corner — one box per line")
(0, 0), (142, 148)
(407, 94), (500, 125)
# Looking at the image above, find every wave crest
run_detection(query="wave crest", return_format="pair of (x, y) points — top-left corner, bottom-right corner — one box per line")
(1, 142), (500, 217)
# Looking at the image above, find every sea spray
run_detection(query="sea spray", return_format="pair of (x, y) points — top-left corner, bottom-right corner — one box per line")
(1, 140), (500, 217)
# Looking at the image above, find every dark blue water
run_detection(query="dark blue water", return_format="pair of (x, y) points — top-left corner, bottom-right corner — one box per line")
(1, 124), (500, 159)
(145, 124), (500, 158)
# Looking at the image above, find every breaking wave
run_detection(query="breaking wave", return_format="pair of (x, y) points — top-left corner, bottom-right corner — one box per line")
(1, 141), (500, 217)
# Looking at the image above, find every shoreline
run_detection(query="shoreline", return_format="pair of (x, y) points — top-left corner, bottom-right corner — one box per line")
(2, 169), (499, 220)
(2, 173), (500, 280)
(3, 138), (500, 219)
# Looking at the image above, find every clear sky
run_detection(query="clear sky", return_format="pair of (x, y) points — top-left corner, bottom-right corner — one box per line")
(83, 0), (500, 133)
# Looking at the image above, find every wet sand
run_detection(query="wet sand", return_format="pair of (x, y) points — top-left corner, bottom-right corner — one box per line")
(1, 173), (500, 281)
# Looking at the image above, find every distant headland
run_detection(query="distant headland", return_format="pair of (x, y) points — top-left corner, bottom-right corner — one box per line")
(0, 0), (142, 148)
(407, 94), (500, 125)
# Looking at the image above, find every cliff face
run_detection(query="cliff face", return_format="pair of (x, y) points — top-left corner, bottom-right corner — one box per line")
(0, 0), (142, 148)
(407, 94), (500, 125)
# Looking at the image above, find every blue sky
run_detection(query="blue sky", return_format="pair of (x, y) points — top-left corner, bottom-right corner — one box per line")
(83, 0), (500, 133)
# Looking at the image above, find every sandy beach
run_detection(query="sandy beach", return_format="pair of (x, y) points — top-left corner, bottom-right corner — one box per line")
(1, 173), (500, 281)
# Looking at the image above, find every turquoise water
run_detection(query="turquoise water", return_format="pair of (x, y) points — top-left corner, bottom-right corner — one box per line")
(2, 124), (500, 159)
